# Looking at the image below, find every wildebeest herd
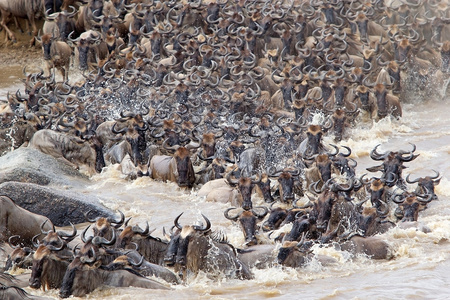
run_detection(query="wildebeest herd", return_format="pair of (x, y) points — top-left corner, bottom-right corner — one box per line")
(0, 0), (448, 298)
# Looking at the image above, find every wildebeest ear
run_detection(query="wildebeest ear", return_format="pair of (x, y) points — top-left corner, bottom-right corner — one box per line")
(366, 165), (383, 172)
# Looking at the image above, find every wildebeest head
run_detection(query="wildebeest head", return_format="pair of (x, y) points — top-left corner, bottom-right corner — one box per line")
(59, 250), (99, 298)
(357, 206), (379, 236)
(84, 210), (125, 239)
(315, 154), (333, 183)
(304, 125), (323, 157)
(310, 179), (353, 232)
(387, 61), (401, 92)
(224, 206), (268, 246)
(116, 221), (150, 249)
(262, 207), (288, 231)
(283, 214), (311, 242)
(211, 158), (226, 179)
(257, 173), (275, 203)
(163, 227), (181, 267)
(36, 221), (77, 250)
(356, 85), (371, 111)
(112, 121), (148, 167)
(5, 236), (33, 271)
(374, 84), (389, 119)
(275, 169), (300, 203)
(39, 34), (54, 60)
(394, 38), (411, 62)
(312, 188), (336, 232)
(226, 171), (261, 210)
(172, 213), (211, 267)
(367, 143), (419, 187)
(69, 31), (102, 71)
(29, 243), (67, 290)
(200, 132), (217, 158)
(393, 192), (432, 222)
(277, 234), (311, 267)
(331, 146), (357, 177)
(406, 170), (441, 201)
(368, 178), (386, 209)
(331, 109), (347, 142)
(174, 147), (196, 188)
(58, 10), (77, 41)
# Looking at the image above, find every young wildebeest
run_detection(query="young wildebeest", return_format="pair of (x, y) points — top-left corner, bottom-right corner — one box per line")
(36, 33), (71, 81)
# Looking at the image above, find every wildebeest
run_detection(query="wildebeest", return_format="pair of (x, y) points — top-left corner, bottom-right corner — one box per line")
(373, 84), (402, 119)
(393, 192), (433, 222)
(339, 234), (392, 260)
(59, 254), (170, 298)
(0, 0), (44, 44)
(367, 143), (419, 188)
(149, 144), (196, 188)
(28, 129), (105, 175)
(36, 33), (71, 81)
(4, 236), (33, 271)
(84, 210), (124, 240)
(116, 222), (169, 266)
(166, 213), (253, 281)
(226, 170), (262, 210)
(29, 243), (71, 290)
(224, 206), (268, 246)
(406, 170), (441, 201)
(0, 195), (53, 246)
(102, 253), (179, 284)
(69, 29), (108, 71)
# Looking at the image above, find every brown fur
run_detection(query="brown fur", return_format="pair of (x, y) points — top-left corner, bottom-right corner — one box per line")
(33, 245), (50, 261)
(163, 119), (175, 131)
(239, 177), (252, 187)
(374, 83), (385, 93)
(175, 147), (190, 160)
(307, 125), (322, 135)
(370, 179), (384, 191)
(203, 133), (215, 145)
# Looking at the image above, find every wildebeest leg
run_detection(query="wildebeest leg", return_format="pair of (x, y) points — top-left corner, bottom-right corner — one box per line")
(29, 18), (38, 47)
(13, 17), (24, 33)
(0, 10), (17, 43)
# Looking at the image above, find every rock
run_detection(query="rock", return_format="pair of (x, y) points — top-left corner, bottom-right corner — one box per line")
(0, 182), (114, 226)
(0, 147), (89, 187)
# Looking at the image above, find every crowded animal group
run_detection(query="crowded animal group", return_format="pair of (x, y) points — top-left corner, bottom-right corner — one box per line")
(0, 0), (447, 297)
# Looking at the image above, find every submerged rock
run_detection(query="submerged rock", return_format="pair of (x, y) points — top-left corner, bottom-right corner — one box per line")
(0, 182), (114, 226)
(0, 147), (89, 187)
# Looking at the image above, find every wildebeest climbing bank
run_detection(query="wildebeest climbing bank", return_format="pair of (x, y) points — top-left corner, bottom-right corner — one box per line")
(1, 0), (450, 299)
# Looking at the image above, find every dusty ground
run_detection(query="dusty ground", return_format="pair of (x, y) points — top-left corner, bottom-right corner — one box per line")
(0, 19), (43, 67)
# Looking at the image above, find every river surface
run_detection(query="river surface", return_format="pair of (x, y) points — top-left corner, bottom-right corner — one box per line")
(2, 66), (450, 299)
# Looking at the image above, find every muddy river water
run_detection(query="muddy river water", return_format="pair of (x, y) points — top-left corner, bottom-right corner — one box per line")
(2, 65), (450, 299)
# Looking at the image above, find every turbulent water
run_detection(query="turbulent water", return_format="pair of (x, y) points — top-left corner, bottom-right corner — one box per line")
(2, 66), (450, 299)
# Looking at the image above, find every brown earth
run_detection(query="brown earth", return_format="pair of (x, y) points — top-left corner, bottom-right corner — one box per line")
(0, 19), (43, 67)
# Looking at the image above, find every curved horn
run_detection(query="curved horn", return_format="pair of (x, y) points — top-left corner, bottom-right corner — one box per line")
(174, 213), (183, 230)
(193, 214), (211, 232)
(224, 207), (242, 221)
(57, 222), (77, 241)
(132, 222), (150, 235)
(108, 210), (125, 228)
(92, 229), (116, 247)
(8, 235), (21, 249)
(81, 224), (91, 243)
(252, 206), (269, 218)
(41, 219), (56, 235)
(405, 174), (420, 184)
